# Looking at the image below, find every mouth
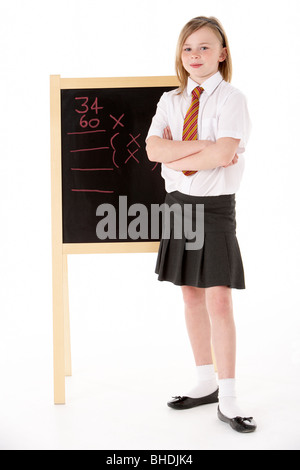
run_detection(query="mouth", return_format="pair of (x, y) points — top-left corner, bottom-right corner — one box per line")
(190, 63), (203, 69)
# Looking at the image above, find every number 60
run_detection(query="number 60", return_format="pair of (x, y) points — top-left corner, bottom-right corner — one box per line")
(79, 115), (100, 128)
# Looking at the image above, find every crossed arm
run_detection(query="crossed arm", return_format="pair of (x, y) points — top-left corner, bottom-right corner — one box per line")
(146, 126), (240, 171)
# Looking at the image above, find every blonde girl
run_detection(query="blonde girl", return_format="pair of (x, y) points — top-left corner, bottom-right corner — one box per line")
(146, 16), (256, 433)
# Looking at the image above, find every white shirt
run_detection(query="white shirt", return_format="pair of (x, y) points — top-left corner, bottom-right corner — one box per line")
(146, 72), (251, 196)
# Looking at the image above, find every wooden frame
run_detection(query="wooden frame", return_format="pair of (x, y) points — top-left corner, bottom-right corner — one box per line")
(50, 75), (179, 404)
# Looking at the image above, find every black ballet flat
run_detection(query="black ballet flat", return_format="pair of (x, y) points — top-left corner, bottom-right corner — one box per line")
(217, 406), (257, 433)
(167, 389), (219, 410)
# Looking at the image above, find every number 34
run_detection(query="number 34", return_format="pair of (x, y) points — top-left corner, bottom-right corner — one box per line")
(75, 97), (103, 129)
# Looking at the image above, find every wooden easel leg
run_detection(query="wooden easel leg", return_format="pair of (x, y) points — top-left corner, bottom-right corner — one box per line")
(63, 254), (72, 376)
(50, 74), (65, 404)
(52, 251), (65, 404)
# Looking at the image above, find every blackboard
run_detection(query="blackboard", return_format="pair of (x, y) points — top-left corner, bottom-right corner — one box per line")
(50, 76), (179, 403)
(60, 85), (176, 243)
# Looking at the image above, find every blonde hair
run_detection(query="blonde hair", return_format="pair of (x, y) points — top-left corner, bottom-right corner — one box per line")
(175, 16), (232, 92)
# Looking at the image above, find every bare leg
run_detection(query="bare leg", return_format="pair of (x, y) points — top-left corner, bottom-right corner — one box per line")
(205, 286), (251, 420)
(181, 285), (212, 365)
(205, 286), (236, 379)
(179, 286), (217, 398)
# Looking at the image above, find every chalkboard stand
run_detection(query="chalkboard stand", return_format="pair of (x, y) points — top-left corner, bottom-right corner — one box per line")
(50, 74), (179, 404)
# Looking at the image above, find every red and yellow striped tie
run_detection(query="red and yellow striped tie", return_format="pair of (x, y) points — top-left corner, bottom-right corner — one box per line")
(182, 86), (204, 176)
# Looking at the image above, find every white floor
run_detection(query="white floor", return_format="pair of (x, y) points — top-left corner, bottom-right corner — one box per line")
(1, 253), (299, 451)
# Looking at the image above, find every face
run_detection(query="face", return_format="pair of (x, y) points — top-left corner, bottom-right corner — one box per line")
(181, 26), (227, 84)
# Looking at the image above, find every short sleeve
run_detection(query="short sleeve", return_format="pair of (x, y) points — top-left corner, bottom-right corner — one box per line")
(146, 92), (169, 141)
(217, 91), (251, 153)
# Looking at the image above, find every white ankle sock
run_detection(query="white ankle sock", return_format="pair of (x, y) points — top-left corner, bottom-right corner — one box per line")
(218, 378), (248, 419)
(186, 364), (218, 398)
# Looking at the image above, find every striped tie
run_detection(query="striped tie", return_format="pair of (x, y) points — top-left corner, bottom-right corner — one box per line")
(182, 86), (204, 176)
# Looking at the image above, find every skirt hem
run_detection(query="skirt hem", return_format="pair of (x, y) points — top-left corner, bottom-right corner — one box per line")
(154, 274), (245, 290)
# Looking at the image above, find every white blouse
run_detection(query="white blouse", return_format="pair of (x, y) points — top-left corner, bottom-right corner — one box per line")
(146, 71), (251, 196)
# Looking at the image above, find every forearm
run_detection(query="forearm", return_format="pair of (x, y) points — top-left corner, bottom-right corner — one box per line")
(166, 138), (240, 171)
(166, 151), (221, 171)
(146, 136), (210, 163)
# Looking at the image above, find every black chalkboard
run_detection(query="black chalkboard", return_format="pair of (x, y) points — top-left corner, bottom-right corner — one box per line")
(61, 86), (176, 243)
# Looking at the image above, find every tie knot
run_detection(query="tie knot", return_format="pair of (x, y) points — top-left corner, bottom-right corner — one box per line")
(192, 86), (204, 100)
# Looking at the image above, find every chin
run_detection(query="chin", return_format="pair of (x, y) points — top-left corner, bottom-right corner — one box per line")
(190, 74), (205, 84)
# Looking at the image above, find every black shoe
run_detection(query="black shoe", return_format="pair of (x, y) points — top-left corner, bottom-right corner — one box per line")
(167, 389), (219, 410)
(217, 406), (257, 433)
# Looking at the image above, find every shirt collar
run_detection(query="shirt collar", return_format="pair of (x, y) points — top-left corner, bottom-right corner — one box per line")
(187, 71), (223, 97)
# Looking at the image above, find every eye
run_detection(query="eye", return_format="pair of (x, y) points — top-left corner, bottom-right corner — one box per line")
(183, 47), (192, 52)
(200, 47), (208, 51)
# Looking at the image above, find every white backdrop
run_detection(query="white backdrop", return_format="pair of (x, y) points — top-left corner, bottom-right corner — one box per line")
(0, 0), (300, 450)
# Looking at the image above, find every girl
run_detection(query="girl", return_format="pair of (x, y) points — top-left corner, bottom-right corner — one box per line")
(146, 16), (256, 433)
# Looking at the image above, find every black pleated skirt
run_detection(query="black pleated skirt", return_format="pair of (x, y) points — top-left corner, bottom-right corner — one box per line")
(155, 191), (245, 289)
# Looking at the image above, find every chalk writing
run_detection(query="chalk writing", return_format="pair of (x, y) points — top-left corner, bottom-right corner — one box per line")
(71, 189), (114, 193)
(70, 146), (109, 153)
(71, 168), (114, 171)
(110, 113), (125, 129)
(66, 96), (156, 193)
(60, 85), (174, 243)
(67, 129), (106, 135)
(127, 133), (141, 148)
(110, 132), (119, 168)
(75, 97), (103, 115)
(125, 148), (139, 164)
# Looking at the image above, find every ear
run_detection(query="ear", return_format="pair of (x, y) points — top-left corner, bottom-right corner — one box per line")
(219, 47), (227, 63)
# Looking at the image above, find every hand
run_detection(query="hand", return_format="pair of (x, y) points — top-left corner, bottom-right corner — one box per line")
(163, 126), (173, 140)
(223, 153), (239, 168)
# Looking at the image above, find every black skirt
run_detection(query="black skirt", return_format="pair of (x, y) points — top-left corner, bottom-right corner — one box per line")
(155, 191), (245, 289)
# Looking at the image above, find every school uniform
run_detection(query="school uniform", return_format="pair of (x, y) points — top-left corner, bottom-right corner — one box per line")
(146, 71), (251, 289)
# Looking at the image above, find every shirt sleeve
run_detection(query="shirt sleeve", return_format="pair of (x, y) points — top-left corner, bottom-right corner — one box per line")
(216, 91), (251, 154)
(146, 92), (169, 140)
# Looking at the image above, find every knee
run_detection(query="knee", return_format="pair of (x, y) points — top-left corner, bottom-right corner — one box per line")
(181, 286), (205, 309)
(206, 286), (233, 319)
